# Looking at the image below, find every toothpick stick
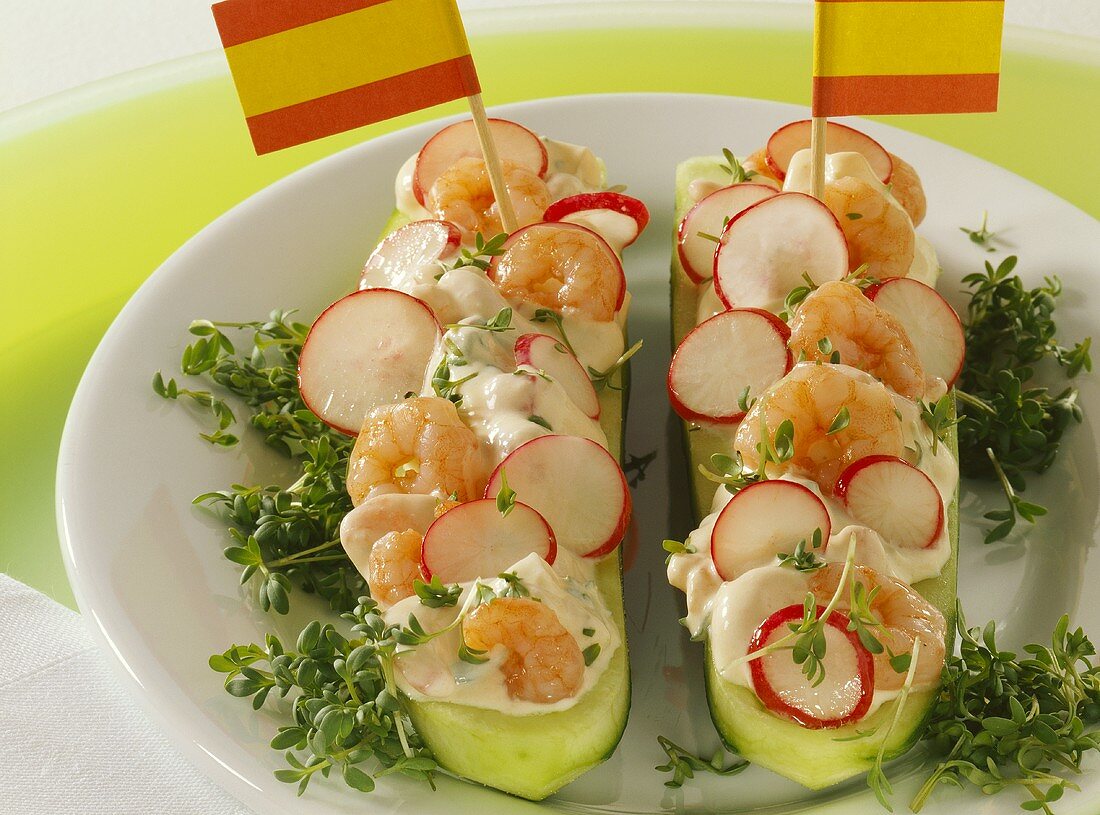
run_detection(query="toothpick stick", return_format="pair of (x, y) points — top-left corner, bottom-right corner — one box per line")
(466, 92), (517, 234)
(810, 116), (827, 201)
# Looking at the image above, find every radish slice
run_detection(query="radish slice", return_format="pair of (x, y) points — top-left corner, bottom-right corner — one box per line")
(515, 333), (601, 420)
(834, 455), (944, 550)
(677, 184), (778, 283)
(420, 499), (556, 583)
(298, 289), (441, 435)
(864, 277), (966, 387)
(711, 480), (832, 581)
(714, 193), (848, 313)
(487, 222), (626, 320)
(359, 220), (461, 291)
(543, 192), (650, 250)
(750, 603), (875, 729)
(340, 494), (438, 579)
(414, 118), (548, 206)
(485, 435), (630, 558)
(668, 308), (792, 424)
(765, 120), (893, 183)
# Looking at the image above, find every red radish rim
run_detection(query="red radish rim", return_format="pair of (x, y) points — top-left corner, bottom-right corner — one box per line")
(413, 118), (548, 206)
(676, 183), (780, 284)
(483, 435), (631, 559)
(419, 499), (557, 582)
(487, 221), (626, 313)
(543, 191), (651, 246)
(667, 308), (793, 424)
(749, 603), (875, 729)
(514, 333), (601, 420)
(297, 288), (442, 436)
(709, 479), (832, 581)
(863, 277), (966, 387)
(833, 454), (945, 549)
(764, 120), (894, 183)
(712, 192), (846, 311)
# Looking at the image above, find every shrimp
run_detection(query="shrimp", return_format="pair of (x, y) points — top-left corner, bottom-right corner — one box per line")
(347, 397), (486, 506)
(427, 157), (551, 240)
(788, 281), (926, 399)
(888, 153), (927, 227)
(810, 564), (946, 690)
(366, 529), (423, 608)
(743, 148), (781, 184)
(340, 493), (438, 607)
(735, 363), (905, 491)
(822, 176), (915, 280)
(462, 597), (585, 703)
(489, 222), (623, 321)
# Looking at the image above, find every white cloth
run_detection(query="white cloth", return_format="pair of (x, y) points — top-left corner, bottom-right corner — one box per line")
(0, 574), (252, 815)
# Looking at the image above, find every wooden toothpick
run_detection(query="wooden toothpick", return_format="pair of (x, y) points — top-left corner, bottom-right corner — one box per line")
(466, 93), (517, 234)
(810, 116), (827, 201)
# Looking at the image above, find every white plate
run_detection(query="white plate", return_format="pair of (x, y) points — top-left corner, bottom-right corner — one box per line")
(58, 93), (1100, 815)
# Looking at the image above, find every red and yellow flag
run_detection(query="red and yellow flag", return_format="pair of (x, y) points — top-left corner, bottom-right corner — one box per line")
(812, 0), (1005, 117)
(212, 0), (480, 154)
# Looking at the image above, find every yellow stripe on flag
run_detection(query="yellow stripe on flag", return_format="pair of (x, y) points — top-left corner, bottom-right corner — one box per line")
(814, 1), (1003, 78)
(224, 0), (472, 118)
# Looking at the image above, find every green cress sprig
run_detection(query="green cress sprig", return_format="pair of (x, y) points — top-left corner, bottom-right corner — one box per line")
(154, 312), (362, 614)
(211, 596), (437, 796)
(655, 735), (749, 787)
(955, 254), (1091, 542)
(911, 605), (1100, 815)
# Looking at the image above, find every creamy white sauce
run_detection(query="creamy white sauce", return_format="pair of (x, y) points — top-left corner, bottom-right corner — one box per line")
(384, 552), (619, 715)
(783, 150), (939, 284)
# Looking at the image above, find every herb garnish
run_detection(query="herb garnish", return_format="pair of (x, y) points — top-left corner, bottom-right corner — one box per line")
(156, 313), (361, 615)
(655, 736), (749, 787)
(959, 211), (997, 251)
(956, 255), (1091, 542)
(211, 596), (436, 796)
(447, 231), (508, 272)
(717, 148), (758, 184)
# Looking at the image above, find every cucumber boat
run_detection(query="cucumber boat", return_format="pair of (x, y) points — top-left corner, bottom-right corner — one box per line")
(299, 119), (645, 800)
(666, 125), (960, 789)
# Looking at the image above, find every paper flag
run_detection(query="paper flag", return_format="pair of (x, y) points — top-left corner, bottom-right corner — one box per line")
(212, 0), (481, 154)
(813, 0), (1005, 117)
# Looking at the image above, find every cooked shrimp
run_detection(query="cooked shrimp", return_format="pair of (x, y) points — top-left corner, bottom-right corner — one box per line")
(743, 148), (781, 184)
(735, 363), (905, 491)
(810, 564), (946, 690)
(462, 597), (585, 703)
(888, 153), (926, 227)
(347, 397), (486, 506)
(489, 222), (623, 321)
(428, 157), (550, 239)
(366, 529), (423, 608)
(822, 176), (915, 280)
(788, 281), (926, 399)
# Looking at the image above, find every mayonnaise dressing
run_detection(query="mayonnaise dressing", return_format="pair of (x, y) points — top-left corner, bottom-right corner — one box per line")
(384, 551), (619, 715)
(783, 149), (939, 285)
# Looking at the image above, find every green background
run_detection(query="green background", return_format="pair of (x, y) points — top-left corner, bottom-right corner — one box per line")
(3, 17), (1099, 609)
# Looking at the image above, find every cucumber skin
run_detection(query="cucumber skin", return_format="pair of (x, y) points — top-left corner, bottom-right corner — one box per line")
(374, 211), (631, 800)
(671, 159), (958, 789)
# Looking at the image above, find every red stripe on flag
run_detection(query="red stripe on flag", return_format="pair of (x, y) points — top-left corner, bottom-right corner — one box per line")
(812, 73), (1000, 116)
(212, 0), (392, 48)
(244, 55), (480, 154)
(815, 0), (1002, 3)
